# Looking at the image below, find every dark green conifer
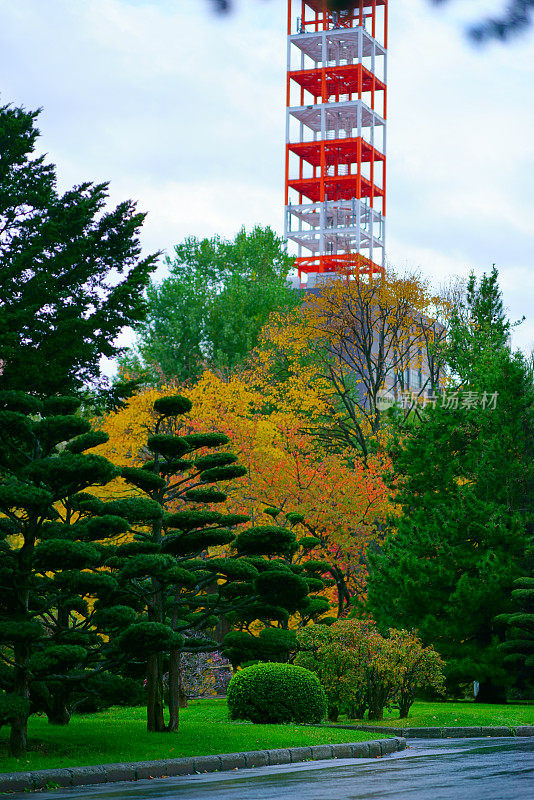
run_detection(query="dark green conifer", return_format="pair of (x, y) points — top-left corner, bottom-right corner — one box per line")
(0, 392), (137, 754)
(367, 269), (534, 701)
(496, 542), (534, 695)
(0, 103), (158, 396)
(222, 511), (329, 667)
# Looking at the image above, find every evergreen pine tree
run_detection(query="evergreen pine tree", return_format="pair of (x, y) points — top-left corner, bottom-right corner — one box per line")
(0, 103), (158, 395)
(223, 509), (330, 667)
(0, 391), (138, 754)
(367, 269), (534, 701)
(496, 542), (534, 696)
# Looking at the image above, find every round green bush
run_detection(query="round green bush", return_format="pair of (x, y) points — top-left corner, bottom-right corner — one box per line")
(227, 662), (327, 724)
(153, 395), (192, 417)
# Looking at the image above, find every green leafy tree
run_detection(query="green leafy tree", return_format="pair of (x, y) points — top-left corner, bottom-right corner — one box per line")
(367, 269), (534, 702)
(126, 226), (300, 383)
(295, 620), (370, 721)
(0, 391), (136, 755)
(295, 620), (443, 721)
(387, 629), (445, 718)
(0, 103), (158, 396)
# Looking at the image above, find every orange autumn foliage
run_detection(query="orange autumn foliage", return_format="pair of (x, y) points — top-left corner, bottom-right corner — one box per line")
(94, 372), (394, 614)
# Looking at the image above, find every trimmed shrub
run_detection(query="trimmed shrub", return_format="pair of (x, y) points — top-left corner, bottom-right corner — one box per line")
(227, 662), (327, 724)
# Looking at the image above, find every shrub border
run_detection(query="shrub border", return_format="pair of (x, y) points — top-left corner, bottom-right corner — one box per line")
(0, 737), (406, 793)
(314, 723), (534, 739)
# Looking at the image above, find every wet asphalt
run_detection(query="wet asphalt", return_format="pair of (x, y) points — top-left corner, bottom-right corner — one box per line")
(10, 737), (534, 800)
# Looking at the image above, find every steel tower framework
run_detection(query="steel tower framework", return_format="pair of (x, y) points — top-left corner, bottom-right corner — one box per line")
(284, 0), (388, 283)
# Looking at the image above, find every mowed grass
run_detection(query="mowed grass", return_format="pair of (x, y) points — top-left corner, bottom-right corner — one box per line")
(341, 700), (534, 728)
(0, 699), (380, 774)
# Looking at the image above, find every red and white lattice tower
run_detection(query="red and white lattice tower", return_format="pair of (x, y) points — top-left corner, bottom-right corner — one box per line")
(284, 1), (388, 285)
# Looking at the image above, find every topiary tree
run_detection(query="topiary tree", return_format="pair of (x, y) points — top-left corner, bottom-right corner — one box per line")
(227, 662), (327, 724)
(0, 391), (139, 754)
(91, 392), (331, 732)
(222, 509), (330, 668)
(103, 393), (269, 733)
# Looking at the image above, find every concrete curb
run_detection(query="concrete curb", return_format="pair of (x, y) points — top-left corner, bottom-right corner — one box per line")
(0, 737), (406, 793)
(315, 723), (534, 739)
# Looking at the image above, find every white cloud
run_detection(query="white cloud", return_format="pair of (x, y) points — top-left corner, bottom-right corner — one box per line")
(107, 177), (282, 258)
(0, 0), (532, 358)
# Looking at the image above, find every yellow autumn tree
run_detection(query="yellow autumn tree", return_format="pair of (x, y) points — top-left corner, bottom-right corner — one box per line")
(247, 270), (450, 461)
(94, 372), (394, 615)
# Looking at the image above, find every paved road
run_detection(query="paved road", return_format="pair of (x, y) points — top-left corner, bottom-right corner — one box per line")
(12, 738), (534, 800)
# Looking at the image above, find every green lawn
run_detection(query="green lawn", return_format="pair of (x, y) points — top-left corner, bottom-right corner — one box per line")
(340, 700), (534, 728)
(0, 700), (380, 774)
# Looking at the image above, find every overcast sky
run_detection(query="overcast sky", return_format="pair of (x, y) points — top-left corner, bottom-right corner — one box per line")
(1, 0), (533, 354)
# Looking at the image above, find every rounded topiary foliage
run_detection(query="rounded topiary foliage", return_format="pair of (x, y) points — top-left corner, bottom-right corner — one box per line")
(227, 662), (327, 724)
(153, 395), (192, 417)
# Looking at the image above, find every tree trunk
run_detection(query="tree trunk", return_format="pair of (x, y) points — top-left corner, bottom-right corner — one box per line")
(9, 717), (27, 757)
(9, 643), (30, 756)
(47, 704), (71, 725)
(474, 681), (507, 704)
(367, 705), (384, 720)
(327, 705), (339, 722)
(48, 606), (71, 725)
(147, 558), (166, 732)
(47, 686), (71, 725)
(215, 615), (231, 644)
(146, 653), (165, 732)
(397, 689), (412, 719)
(329, 565), (350, 619)
(347, 702), (367, 720)
(166, 648), (180, 731)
